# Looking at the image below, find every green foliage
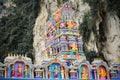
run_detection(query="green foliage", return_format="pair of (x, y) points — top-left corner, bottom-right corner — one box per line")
(0, 0), (38, 62)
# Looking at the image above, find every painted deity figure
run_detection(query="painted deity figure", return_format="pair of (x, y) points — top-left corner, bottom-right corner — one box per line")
(61, 67), (64, 79)
(60, 22), (67, 33)
(24, 65), (29, 78)
(11, 65), (15, 78)
(98, 67), (107, 80)
(72, 42), (77, 51)
(17, 64), (22, 78)
(81, 67), (88, 79)
(50, 47), (52, 56)
(67, 21), (72, 32)
(54, 66), (59, 79)
(54, 10), (61, 22)
(60, 22), (66, 29)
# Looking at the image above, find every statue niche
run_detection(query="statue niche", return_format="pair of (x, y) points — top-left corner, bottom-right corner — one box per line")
(47, 62), (66, 79)
(10, 61), (30, 78)
(98, 66), (107, 80)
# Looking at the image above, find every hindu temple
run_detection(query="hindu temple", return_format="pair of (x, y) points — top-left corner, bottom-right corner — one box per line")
(0, 2), (120, 80)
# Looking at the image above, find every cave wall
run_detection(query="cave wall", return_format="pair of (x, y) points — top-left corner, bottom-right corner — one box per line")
(101, 13), (120, 65)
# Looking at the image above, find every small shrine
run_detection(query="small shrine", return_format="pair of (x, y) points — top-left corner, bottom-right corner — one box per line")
(34, 65), (46, 78)
(45, 59), (68, 79)
(109, 63), (118, 79)
(79, 60), (91, 79)
(92, 58), (110, 80)
(4, 54), (33, 78)
(69, 64), (78, 79)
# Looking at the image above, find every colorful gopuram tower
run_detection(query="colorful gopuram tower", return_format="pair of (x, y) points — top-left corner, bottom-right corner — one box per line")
(44, 2), (86, 66)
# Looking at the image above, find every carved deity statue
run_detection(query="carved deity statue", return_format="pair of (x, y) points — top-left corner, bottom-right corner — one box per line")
(17, 64), (22, 78)
(61, 67), (64, 79)
(72, 42), (77, 51)
(81, 67), (88, 79)
(67, 21), (72, 32)
(24, 65), (29, 78)
(54, 66), (59, 79)
(98, 67), (107, 80)
(11, 65), (15, 78)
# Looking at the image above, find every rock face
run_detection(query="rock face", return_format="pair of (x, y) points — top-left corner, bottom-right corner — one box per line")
(0, 0), (15, 18)
(101, 13), (120, 65)
(33, 0), (60, 64)
(33, 4), (48, 64)
(33, 0), (120, 65)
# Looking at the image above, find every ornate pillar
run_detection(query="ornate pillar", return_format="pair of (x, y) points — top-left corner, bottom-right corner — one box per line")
(97, 70), (99, 80)
(42, 69), (44, 78)
(46, 68), (48, 79)
(94, 69), (97, 79)
(32, 68), (34, 78)
(4, 67), (7, 78)
(79, 68), (81, 79)
(8, 66), (10, 78)
(29, 67), (32, 78)
(90, 70), (92, 79)
(107, 71), (110, 79)
(65, 69), (68, 79)
(77, 69), (79, 78)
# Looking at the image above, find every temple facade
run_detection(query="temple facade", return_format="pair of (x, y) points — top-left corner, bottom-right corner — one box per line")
(0, 2), (120, 80)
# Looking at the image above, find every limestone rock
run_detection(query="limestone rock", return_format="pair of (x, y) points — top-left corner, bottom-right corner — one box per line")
(33, 0), (59, 64)
(101, 13), (120, 65)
